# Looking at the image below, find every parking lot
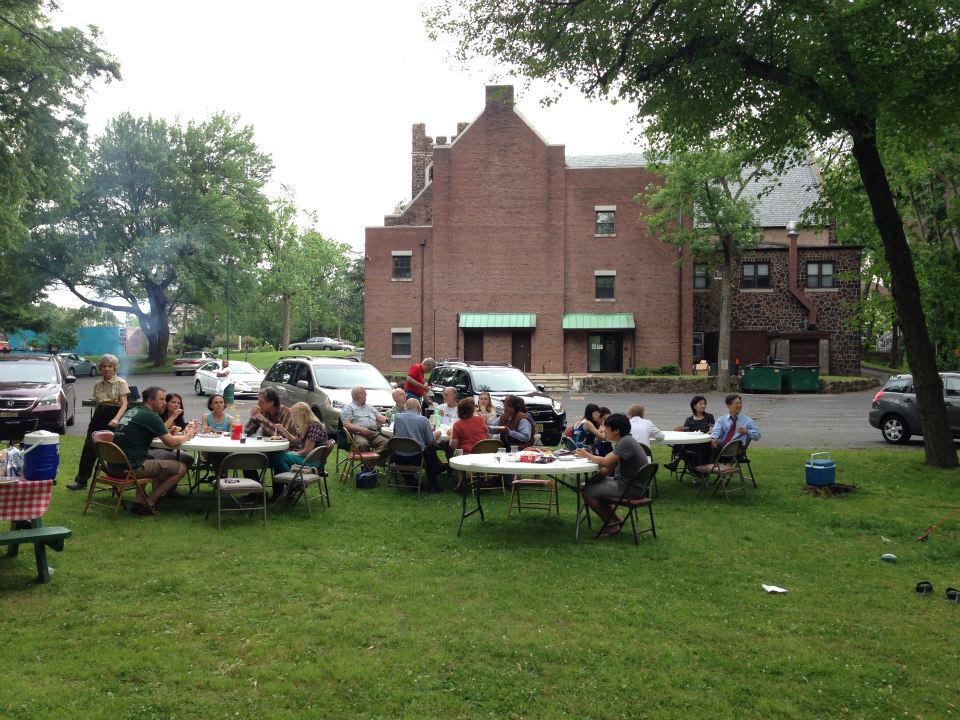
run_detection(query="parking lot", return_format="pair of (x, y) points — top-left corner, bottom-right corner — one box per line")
(61, 372), (935, 451)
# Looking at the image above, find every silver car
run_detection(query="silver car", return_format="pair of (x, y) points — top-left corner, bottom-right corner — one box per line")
(288, 336), (348, 351)
(260, 356), (395, 429)
(59, 353), (97, 377)
(869, 372), (960, 444)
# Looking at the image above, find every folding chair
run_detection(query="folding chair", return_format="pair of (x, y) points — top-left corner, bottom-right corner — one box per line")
(638, 442), (658, 498)
(205, 452), (269, 529)
(84, 441), (154, 519)
(338, 425), (381, 484)
(561, 436), (578, 452)
(470, 438), (506, 494)
(738, 448), (758, 488)
(383, 437), (426, 495)
(507, 455), (560, 517)
(594, 463), (659, 545)
(273, 440), (334, 514)
(694, 439), (746, 500)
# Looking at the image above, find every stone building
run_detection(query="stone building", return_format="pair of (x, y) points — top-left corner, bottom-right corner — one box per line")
(364, 85), (861, 376)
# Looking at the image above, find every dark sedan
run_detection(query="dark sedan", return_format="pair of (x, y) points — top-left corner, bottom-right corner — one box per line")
(0, 354), (76, 435)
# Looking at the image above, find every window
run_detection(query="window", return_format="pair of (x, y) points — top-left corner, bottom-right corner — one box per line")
(595, 207), (616, 235)
(391, 329), (412, 357)
(266, 361), (295, 385)
(392, 251), (412, 280)
(944, 376), (960, 397)
(692, 332), (705, 360)
(694, 263), (709, 289)
(595, 271), (615, 300)
(741, 262), (770, 289)
(882, 376), (913, 394)
(806, 261), (835, 288)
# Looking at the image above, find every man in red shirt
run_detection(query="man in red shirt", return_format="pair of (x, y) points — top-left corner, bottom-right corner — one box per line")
(404, 357), (436, 402)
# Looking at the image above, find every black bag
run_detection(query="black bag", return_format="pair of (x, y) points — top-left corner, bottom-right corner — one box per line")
(356, 468), (378, 489)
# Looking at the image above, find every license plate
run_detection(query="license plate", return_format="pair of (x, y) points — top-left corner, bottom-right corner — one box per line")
(536, 423), (544, 432)
(1, 411), (18, 418)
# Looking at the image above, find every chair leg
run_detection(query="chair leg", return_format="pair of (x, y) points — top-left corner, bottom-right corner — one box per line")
(648, 503), (657, 539)
(628, 508), (639, 545)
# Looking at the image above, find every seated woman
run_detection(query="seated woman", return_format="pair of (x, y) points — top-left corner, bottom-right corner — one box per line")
(449, 397), (490, 454)
(201, 393), (238, 433)
(476, 391), (498, 426)
(575, 413), (649, 537)
(496, 395), (535, 450)
(665, 395), (715, 472)
(572, 404), (603, 449)
(148, 392), (195, 472)
(591, 406), (613, 456)
(269, 402), (329, 476)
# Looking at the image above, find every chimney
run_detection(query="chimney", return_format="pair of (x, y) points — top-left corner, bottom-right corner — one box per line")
(457, 122), (469, 134)
(485, 85), (514, 108)
(411, 123), (434, 199)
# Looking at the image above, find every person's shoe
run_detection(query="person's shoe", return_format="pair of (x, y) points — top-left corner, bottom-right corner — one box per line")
(664, 458), (680, 472)
(66, 479), (87, 491)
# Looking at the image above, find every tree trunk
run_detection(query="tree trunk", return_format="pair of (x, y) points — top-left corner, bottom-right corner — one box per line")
(716, 237), (734, 393)
(281, 293), (291, 350)
(142, 280), (171, 367)
(850, 127), (957, 468)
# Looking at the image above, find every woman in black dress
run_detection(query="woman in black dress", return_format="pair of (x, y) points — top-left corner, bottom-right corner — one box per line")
(665, 395), (715, 471)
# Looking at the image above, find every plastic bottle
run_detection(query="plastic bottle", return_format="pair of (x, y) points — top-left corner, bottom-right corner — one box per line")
(432, 406), (441, 430)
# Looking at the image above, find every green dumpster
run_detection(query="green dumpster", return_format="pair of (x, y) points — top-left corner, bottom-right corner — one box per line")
(740, 365), (782, 393)
(782, 366), (820, 393)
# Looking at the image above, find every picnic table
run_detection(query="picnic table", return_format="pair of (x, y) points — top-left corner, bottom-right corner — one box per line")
(0, 477), (70, 583)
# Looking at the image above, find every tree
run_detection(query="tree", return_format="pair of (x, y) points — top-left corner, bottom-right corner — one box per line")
(639, 143), (764, 391)
(432, 0), (960, 466)
(31, 112), (274, 366)
(0, 0), (119, 329)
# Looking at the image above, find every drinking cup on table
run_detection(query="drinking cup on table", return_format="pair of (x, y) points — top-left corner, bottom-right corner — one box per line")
(231, 423), (243, 440)
(496, 448), (505, 462)
(510, 446), (518, 454)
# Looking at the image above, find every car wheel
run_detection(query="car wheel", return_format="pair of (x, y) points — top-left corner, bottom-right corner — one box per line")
(195, 380), (204, 396)
(323, 345), (332, 351)
(89, 366), (97, 376)
(881, 414), (910, 444)
(68, 366), (75, 376)
(66, 404), (75, 426)
(56, 412), (67, 434)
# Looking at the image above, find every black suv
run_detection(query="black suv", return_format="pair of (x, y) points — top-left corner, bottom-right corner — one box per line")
(0, 353), (76, 435)
(428, 360), (566, 445)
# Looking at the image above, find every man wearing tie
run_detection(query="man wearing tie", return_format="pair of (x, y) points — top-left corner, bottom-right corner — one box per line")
(710, 394), (760, 459)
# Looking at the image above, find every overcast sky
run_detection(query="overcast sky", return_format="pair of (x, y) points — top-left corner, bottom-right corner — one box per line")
(50, 0), (641, 308)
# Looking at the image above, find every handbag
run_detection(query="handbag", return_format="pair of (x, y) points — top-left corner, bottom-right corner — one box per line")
(356, 468), (378, 489)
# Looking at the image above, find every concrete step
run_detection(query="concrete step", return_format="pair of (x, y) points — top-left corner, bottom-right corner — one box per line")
(528, 374), (573, 393)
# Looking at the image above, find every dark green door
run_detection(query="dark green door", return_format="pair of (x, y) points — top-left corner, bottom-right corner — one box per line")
(587, 333), (622, 373)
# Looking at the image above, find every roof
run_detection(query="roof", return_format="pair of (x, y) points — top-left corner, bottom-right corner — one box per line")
(743, 159), (821, 227)
(459, 313), (537, 329)
(566, 153), (646, 169)
(562, 313), (636, 330)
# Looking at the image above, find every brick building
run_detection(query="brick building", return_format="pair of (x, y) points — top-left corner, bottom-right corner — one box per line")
(364, 85), (861, 376)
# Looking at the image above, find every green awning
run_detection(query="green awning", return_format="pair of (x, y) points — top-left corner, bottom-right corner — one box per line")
(459, 313), (537, 329)
(562, 313), (635, 330)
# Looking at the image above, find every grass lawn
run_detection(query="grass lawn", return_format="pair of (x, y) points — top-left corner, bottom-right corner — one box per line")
(2, 438), (959, 719)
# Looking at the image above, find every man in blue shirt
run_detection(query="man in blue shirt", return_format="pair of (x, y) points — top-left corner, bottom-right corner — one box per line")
(711, 394), (760, 458)
(392, 398), (444, 491)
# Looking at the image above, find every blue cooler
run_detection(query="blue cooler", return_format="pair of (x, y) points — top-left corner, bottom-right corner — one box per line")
(805, 452), (836, 486)
(21, 430), (60, 481)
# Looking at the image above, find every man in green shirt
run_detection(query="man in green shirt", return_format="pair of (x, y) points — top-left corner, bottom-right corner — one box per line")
(111, 386), (197, 514)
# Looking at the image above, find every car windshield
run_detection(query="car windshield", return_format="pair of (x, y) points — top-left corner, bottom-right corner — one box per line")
(226, 361), (259, 374)
(469, 368), (537, 393)
(312, 365), (391, 390)
(0, 362), (58, 384)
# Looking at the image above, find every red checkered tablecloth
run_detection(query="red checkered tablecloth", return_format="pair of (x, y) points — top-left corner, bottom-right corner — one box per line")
(0, 479), (54, 521)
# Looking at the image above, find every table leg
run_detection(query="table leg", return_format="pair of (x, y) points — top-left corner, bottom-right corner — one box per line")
(457, 471), (485, 536)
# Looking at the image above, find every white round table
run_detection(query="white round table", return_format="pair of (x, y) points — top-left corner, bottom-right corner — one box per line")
(449, 454), (599, 540)
(654, 431), (712, 445)
(151, 435), (290, 453)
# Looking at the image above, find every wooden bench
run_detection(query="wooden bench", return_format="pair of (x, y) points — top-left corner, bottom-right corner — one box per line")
(0, 526), (72, 584)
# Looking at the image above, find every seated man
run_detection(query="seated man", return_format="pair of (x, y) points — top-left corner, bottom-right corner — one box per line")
(245, 387), (295, 437)
(710, 393), (761, 459)
(575, 413), (649, 537)
(110, 386), (197, 515)
(341, 385), (389, 456)
(392, 398), (445, 491)
(386, 388), (407, 422)
(437, 386), (459, 428)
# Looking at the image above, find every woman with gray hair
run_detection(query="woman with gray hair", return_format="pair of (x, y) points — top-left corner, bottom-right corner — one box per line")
(67, 354), (130, 491)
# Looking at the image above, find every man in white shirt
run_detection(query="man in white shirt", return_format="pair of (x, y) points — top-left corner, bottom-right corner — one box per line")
(627, 404), (664, 448)
(438, 387), (459, 428)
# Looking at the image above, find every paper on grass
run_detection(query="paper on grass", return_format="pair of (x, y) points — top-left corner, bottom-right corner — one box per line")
(762, 584), (788, 594)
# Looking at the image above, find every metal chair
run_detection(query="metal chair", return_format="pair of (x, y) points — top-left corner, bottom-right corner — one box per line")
(273, 440), (334, 514)
(205, 453), (269, 528)
(470, 438), (506, 494)
(694, 439), (746, 500)
(84, 441), (154, 519)
(561, 436), (578, 452)
(507, 453), (560, 517)
(337, 423), (380, 484)
(383, 436), (426, 495)
(638, 442), (658, 498)
(595, 463), (659, 545)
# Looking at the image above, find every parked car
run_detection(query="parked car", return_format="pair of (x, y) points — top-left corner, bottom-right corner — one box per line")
(869, 372), (960, 444)
(193, 360), (265, 398)
(172, 351), (217, 376)
(428, 360), (566, 445)
(0, 354), (76, 435)
(59, 353), (97, 377)
(260, 356), (395, 429)
(288, 337), (350, 351)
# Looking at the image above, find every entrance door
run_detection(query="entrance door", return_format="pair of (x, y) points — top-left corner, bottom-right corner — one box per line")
(463, 331), (483, 362)
(587, 333), (623, 373)
(511, 331), (532, 372)
(789, 338), (820, 366)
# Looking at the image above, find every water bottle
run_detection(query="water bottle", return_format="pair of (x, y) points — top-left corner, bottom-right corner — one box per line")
(433, 406), (441, 430)
(256, 425), (264, 440)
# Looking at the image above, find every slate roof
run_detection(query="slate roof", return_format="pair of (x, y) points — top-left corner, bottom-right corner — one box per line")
(565, 152), (821, 228)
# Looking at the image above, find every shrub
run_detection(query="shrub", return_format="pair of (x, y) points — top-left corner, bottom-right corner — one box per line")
(632, 366), (651, 377)
(653, 364), (680, 375)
